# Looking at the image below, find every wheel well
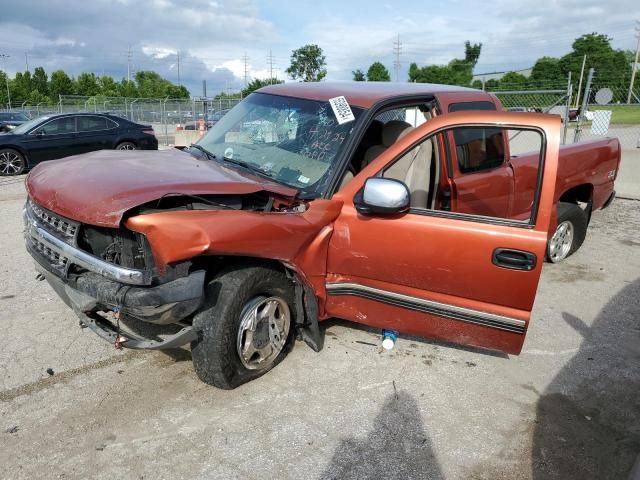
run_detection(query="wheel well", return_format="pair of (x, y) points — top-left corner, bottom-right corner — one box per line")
(116, 139), (137, 147)
(558, 184), (593, 205)
(190, 255), (324, 351)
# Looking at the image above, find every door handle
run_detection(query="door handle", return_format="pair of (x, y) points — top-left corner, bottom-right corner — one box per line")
(492, 248), (537, 271)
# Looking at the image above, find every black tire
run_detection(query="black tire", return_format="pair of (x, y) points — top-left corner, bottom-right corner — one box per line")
(191, 264), (296, 389)
(115, 141), (137, 150)
(546, 202), (588, 263)
(0, 148), (26, 176)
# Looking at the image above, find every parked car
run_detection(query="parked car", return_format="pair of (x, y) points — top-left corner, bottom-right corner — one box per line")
(23, 82), (619, 389)
(0, 113), (157, 175)
(0, 111), (30, 132)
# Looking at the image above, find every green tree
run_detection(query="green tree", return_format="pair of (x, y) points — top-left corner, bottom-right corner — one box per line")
(32, 67), (48, 96)
(241, 78), (283, 97)
(12, 71), (33, 102)
(499, 71), (528, 88)
(464, 41), (482, 68)
(471, 79), (483, 90)
(49, 70), (74, 97)
(559, 33), (631, 89)
(98, 75), (119, 96)
(118, 79), (138, 98)
(530, 57), (565, 88)
(366, 62), (391, 81)
(407, 41), (481, 86)
(0, 70), (9, 106)
(286, 44), (327, 82)
(75, 72), (100, 96)
(352, 69), (366, 81)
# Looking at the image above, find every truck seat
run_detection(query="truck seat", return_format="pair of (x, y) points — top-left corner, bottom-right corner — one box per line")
(385, 137), (432, 209)
(362, 120), (413, 166)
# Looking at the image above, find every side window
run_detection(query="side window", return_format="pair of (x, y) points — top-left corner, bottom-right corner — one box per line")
(106, 118), (118, 129)
(35, 117), (76, 135)
(379, 126), (544, 224)
(454, 127), (505, 173)
(78, 115), (107, 132)
(78, 116), (108, 132)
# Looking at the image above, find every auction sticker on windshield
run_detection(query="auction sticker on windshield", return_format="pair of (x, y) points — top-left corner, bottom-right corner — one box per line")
(329, 96), (355, 125)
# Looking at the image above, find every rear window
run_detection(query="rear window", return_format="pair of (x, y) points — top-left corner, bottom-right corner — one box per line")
(78, 116), (109, 132)
(448, 101), (496, 113)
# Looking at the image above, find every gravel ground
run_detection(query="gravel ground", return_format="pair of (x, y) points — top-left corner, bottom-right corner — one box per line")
(0, 174), (638, 480)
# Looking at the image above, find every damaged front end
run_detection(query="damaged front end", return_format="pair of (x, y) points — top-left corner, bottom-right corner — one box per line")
(23, 198), (206, 349)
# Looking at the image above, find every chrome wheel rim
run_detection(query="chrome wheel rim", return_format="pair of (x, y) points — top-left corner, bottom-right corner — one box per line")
(548, 220), (574, 262)
(236, 296), (290, 370)
(0, 151), (23, 175)
(117, 143), (135, 150)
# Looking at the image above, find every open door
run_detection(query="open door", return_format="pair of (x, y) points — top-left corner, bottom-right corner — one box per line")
(325, 111), (559, 354)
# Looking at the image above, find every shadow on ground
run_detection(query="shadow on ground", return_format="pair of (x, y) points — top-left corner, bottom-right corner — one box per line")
(532, 279), (640, 479)
(320, 390), (444, 480)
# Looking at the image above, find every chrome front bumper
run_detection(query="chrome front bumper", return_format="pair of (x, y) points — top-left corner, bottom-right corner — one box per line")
(23, 201), (151, 286)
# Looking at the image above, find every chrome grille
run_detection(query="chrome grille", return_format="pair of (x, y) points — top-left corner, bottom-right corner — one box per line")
(29, 236), (69, 271)
(29, 201), (78, 239)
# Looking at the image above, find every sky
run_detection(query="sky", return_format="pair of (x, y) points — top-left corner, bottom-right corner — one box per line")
(0, 0), (638, 96)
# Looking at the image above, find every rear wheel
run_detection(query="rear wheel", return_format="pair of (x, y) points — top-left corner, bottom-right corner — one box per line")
(191, 265), (295, 389)
(546, 202), (588, 263)
(115, 141), (137, 150)
(0, 149), (26, 176)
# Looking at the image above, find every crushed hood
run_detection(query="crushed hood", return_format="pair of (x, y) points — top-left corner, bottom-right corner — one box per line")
(26, 148), (298, 227)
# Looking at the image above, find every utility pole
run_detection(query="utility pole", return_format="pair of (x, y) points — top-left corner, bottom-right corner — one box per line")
(575, 54), (586, 107)
(127, 45), (132, 82)
(242, 52), (249, 87)
(267, 49), (275, 84)
(627, 21), (640, 104)
(24, 53), (29, 72)
(202, 79), (207, 98)
(176, 51), (181, 86)
(393, 34), (402, 82)
(0, 54), (11, 109)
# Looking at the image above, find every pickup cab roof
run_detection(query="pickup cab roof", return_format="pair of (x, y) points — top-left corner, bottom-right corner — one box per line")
(258, 81), (484, 109)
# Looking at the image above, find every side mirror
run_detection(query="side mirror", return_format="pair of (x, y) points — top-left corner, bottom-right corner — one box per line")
(355, 177), (410, 215)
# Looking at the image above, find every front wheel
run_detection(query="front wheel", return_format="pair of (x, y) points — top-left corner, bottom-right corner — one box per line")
(546, 202), (588, 263)
(0, 149), (26, 176)
(191, 265), (295, 389)
(115, 141), (137, 150)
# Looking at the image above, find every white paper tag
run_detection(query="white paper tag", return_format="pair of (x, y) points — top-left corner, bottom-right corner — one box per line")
(329, 96), (355, 125)
(298, 175), (310, 184)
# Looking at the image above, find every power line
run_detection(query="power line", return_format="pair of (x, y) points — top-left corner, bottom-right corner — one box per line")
(393, 34), (402, 81)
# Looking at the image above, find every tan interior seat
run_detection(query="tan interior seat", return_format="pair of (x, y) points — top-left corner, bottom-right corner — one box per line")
(362, 120), (413, 166)
(384, 139), (432, 208)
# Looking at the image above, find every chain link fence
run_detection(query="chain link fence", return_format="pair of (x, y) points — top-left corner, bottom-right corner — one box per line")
(5, 95), (243, 145)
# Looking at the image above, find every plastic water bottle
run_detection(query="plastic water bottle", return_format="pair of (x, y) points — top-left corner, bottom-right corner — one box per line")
(381, 329), (399, 350)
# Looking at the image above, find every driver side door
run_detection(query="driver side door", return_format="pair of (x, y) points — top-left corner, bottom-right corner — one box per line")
(25, 116), (78, 164)
(325, 111), (559, 354)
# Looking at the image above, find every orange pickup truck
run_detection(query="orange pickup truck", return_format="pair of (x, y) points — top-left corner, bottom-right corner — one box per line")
(24, 82), (619, 388)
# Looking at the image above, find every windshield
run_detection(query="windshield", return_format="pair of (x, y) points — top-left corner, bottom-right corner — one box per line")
(196, 93), (362, 192)
(11, 116), (49, 134)
(0, 112), (29, 122)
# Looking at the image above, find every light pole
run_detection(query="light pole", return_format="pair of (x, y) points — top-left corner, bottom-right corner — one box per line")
(0, 54), (11, 110)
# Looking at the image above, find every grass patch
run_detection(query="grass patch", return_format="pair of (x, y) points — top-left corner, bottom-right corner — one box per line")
(589, 105), (640, 125)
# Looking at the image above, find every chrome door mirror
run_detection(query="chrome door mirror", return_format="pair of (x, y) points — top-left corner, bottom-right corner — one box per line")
(355, 177), (410, 215)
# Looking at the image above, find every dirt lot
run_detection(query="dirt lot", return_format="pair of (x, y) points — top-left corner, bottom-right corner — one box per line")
(1, 175), (639, 480)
